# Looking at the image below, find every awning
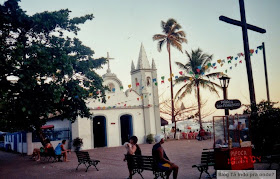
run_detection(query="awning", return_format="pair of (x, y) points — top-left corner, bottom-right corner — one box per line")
(41, 125), (54, 130)
(160, 118), (169, 126)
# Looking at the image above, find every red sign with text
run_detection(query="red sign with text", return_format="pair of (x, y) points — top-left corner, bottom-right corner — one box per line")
(228, 147), (254, 170)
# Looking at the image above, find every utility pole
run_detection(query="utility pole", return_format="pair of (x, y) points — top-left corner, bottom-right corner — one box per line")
(261, 42), (270, 103)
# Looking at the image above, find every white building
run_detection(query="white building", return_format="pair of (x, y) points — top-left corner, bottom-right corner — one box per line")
(71, 43), (161, 149)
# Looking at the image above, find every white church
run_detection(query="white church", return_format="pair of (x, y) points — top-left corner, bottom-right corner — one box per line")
(54, 43), (161, 150)
(4, 44), (162, 153)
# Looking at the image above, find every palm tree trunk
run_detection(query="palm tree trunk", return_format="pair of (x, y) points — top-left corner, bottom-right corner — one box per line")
(196, 82), (202, 129)
(167, 44), (176, 138)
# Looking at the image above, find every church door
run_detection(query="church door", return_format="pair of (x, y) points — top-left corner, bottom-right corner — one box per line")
(120, 115), (133, 145)
(93, 116), (107, 148)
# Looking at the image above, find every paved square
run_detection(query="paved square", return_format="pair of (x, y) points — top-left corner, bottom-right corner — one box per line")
(0, 139), (278, 179)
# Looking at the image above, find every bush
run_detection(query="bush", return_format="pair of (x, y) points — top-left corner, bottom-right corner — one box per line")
(72, 137), (83, 151)
(244, 101), (280, 156)
(146, 134), (154, 144)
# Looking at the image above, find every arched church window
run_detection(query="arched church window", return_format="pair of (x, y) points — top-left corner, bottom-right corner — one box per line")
(108, 83), (115, 92)
(146, 77), (151, 86)
(135, 78), (138, 88)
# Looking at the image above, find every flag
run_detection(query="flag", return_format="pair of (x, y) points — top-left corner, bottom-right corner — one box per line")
(257, 45), (263, 50)
(175, 76), (178, 79)
(168, 78), (171, 82)
(250, 49), (254, 54)
(112, 88), (115, 92)
(152, 78), (156, 82)
(120, 86), (123, 90)
(161, 76), (165, 80)
(217, 59), (221, 63)
(161, 80), (164, 84)
(89, 93), (93, 97)
(196, 69), (200, 73)
(179, 71), (183, 75)
(128, 84), (131, 88)
(136, 82), (139, 86)
(235, 57), (238, 60)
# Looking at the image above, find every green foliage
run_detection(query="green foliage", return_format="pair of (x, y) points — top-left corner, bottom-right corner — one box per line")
(243, 101), (280, 156)
(174, 48), (221, 128)
(0, 0), (107, 132)
(146, 134), (154, 144)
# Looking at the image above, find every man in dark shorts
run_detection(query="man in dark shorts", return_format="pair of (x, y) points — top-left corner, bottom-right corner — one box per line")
(152, 134), (179, 179)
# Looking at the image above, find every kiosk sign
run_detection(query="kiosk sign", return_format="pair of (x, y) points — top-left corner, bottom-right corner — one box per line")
(215, 99), (241, 110)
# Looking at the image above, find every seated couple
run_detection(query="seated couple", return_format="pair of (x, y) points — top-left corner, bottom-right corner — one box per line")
(32, 139), (70, 162)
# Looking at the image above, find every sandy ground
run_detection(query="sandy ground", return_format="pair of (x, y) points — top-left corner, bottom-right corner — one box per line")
(0, 139), (279, 179)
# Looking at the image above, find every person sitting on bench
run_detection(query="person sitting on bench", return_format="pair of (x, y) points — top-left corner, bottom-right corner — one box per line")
(32, 138), (53, 161)
(124, 136), (142, 179)
(152, 134), (179, 179)
(55, 140), (71, 162)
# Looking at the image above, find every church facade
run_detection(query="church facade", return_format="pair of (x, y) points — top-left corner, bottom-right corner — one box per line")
(70, 44), (161, 150)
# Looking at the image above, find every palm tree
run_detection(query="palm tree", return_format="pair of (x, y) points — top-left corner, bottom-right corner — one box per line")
(153, 18), (187, 128)
(174, 48), (222, 129)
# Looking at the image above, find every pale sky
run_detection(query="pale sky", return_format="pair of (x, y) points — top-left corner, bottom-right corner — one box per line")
(2, 0), (280, 120)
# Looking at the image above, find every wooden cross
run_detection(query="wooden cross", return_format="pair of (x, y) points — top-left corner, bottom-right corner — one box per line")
(106, 52), (114, 73)
(219, 0), (266, 108)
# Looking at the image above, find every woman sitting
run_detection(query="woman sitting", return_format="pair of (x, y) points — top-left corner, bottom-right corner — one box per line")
(32, 139), (53, 161)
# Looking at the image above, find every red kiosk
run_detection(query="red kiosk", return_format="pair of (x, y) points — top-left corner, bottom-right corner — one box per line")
(213, 114), (254, 170)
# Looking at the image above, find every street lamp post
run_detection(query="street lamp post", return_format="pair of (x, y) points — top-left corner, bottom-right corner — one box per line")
(219, 76), (231, 116)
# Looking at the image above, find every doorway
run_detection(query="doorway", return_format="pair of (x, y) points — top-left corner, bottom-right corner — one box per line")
(120, 115), (133, 145)
(92, 116), (107, 148)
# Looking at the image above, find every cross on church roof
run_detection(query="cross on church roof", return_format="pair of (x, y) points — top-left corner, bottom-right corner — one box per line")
(106, 52), (114, 73)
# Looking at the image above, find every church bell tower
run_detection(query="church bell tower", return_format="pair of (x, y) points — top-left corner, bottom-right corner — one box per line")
(130, 43), (161, 135)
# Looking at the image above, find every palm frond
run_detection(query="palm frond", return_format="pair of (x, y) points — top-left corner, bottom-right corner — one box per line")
(157, 39), (166, 52)
(199, 80), (220, 97)
(169, 38), (183, 52)
(174, 30), (186, 37)
(174, 62), (187, 70)
(153, 34), (166, 41)
(175, 80), (195, 100)
(174, 75), (192, 84)
(205, 72), (222, 79)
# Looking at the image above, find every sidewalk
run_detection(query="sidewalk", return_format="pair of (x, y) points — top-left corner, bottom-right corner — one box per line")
(0, 139), (278, 179)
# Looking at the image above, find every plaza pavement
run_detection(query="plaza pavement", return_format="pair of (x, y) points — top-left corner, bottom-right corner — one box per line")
(0, 139), (278, 179)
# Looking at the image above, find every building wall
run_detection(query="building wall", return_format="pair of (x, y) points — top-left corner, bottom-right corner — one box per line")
(45, 119), (70, 129)
(74, 107), (145, 150)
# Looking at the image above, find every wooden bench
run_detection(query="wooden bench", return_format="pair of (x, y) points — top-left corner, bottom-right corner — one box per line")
(266, 144), (280, 169)
(192, 149), (215, 179)
(75, 151), (100, 172)
(41, 147), (62, 162)
(125, 154), (166, 179)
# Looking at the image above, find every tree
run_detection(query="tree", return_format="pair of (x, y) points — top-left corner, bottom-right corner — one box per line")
(0, 0), (107, 145)
(243, 101), (280, 156)
(174, 48), (221, 129)
(153, 18), (187, 132)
